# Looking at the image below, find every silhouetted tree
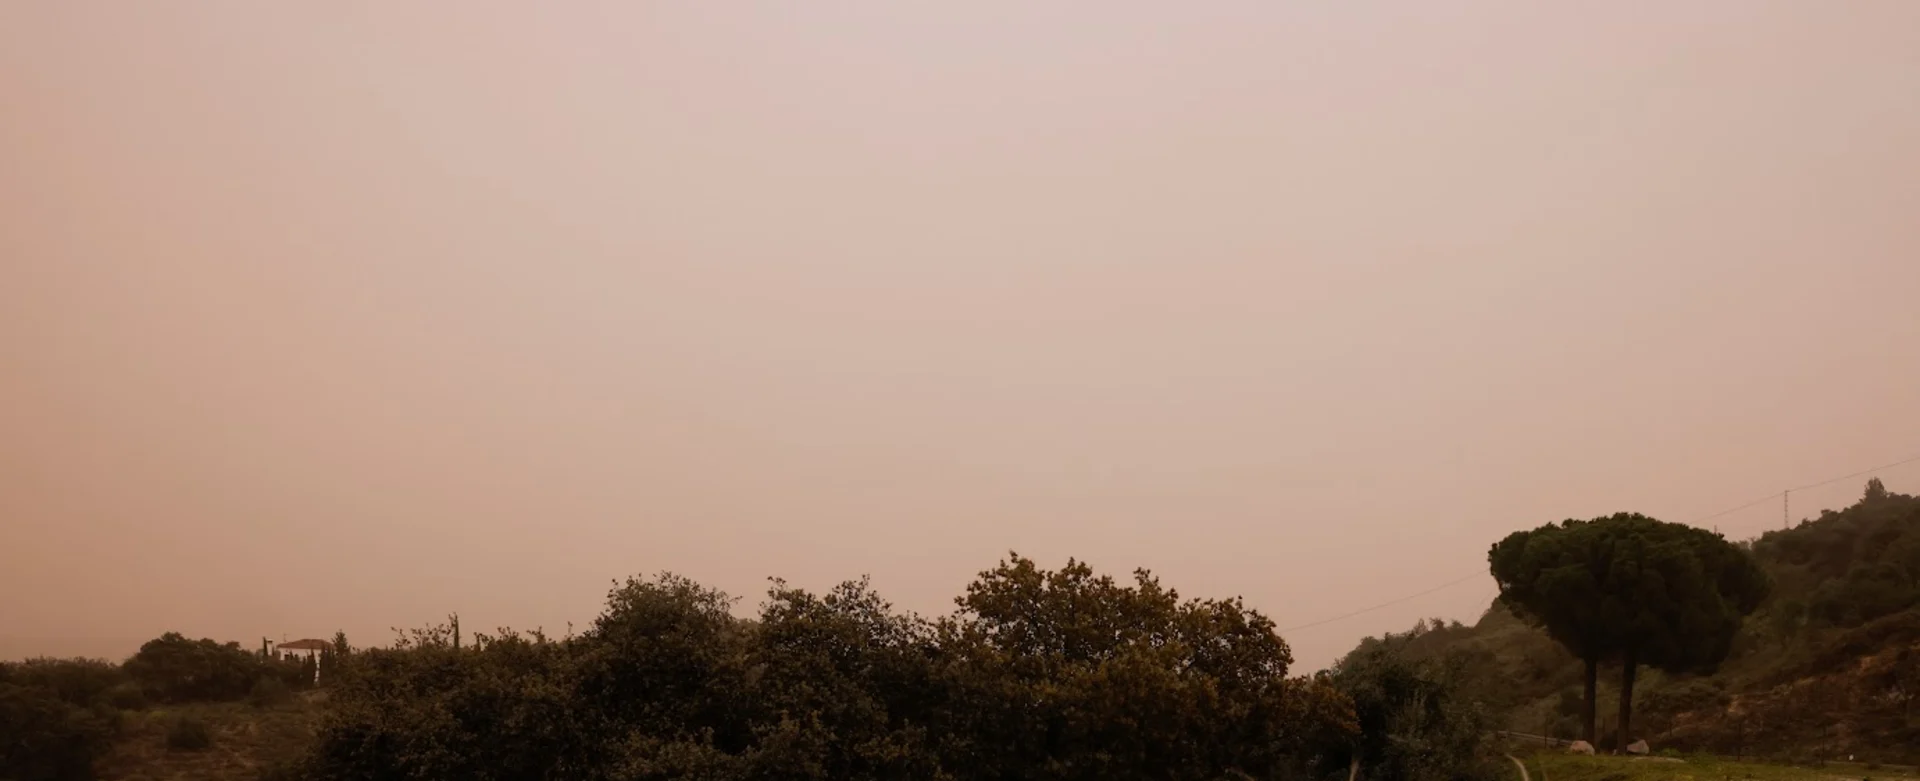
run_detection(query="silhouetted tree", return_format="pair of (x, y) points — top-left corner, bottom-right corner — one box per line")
(124, 632), (306, 703)
(1489, 513), (1768, 746)
(750, 577), (942, 780)
(935, 553), (1351, 780)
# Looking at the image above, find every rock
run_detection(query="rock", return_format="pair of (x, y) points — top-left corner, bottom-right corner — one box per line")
(1568, 741), (1595, 755)
(1625, 739), (1650, 755)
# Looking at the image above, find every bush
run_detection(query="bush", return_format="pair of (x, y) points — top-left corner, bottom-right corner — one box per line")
(125, 632), (302, 703)
(249, 677), (292, 709)
(1639, 678), (1731, 736)
(1325, 644), (1499, 781)
(298, 560), (1362, 780)
(166, 716), (213, 752)
(0, 682), (118, 780)
(105, 683), (148, 711)
(0, 658), (126, 710)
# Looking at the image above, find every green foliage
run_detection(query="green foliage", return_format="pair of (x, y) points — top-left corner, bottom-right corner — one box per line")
(0, 658), (138, 780)
(294, 556), (1365, 780)
(0, 658), (126, 712)
(933, 555), (1353, 780)
(0, 677), (118, 781)
(125, 632), (308, 704)
(1638, 677), (1726, 716)
(1531, 753), (1852, 781)
(1489, 512), (1769, 741)
(1332, 481), (1920, 758)
(104, 682), (148, 711)
(0, 632), (311, 780)
(166, 716), (214, 752)
(1490, 513), (1769, 673)
(1630, 676), (1729, 738)
(750, 577), (943, 780)
(316, 631), (354, 685)
(250, 676), (294, 709)
(1753, 489), (1920, 630)
(304, 626), (584, 780)
(1752, 488), (1920, 585)
(1809, 562), (1918, 626)
(572, 573), (752, 754)
(1324, 644), (1498, 781)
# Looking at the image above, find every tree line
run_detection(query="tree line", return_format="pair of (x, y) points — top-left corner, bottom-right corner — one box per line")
(288, 554), (1500, 781)
(7, 506), (1780, 779)
(1, 555), (1500, 781)
(0, 633), (321, 780)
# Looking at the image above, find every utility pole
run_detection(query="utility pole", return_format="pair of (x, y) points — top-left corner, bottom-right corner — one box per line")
(1783, 490), (1790, 530)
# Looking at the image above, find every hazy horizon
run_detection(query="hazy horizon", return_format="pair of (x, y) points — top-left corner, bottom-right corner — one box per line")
(5, 2), (1919, 672)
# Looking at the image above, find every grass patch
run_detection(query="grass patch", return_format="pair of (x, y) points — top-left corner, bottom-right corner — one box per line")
(163, 716), (212, 752)
(1524, 753), (1920, 781)
(247, 676), (292, 709)
(97, 694), (321, 781)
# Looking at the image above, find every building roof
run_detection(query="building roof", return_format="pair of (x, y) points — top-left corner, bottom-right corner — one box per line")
(276, 639), (330, 651)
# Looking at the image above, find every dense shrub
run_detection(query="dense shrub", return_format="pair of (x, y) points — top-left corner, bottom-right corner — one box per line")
(0, 681), (117, 781)
(1763, 611), (1920, 687)
(305, 630), (588, 779)
(0, 658), (125, 709)
(1640, 678), (1728, 716)
(250, 676), (294, 708)
(294, 557), (1376, 781)
(123, 632), (306, 703)
(165, 716), (213, 752)
(1753, 486), (1920, 630)
(0, 658), (130, 780)
(316, 631), (354, 683)
(1324, 644), (1498, 781)
(927, 559), (1356, 781)
(104, 683), (147, 711)
(1809, 562), (1920, 626)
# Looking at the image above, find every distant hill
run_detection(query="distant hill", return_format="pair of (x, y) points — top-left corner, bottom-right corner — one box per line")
(1335, 480), (1920, 763)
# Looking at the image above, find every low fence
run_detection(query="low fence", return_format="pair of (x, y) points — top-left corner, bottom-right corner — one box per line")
(1492, 731), (1569, 749)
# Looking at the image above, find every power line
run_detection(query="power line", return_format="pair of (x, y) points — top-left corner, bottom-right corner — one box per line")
(1279, 450), (1917, 634)
(1788, 453), (1920, 494)
(1688, 452), (1920, 529)
(1280, 572), (1484, 632)
(1689, 493), (1782, 525)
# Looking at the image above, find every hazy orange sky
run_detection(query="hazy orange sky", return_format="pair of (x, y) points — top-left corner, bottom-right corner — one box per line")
(4, 2), (1918, 671)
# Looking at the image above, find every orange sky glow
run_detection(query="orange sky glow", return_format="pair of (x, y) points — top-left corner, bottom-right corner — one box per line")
(3, 2), (1918, 670)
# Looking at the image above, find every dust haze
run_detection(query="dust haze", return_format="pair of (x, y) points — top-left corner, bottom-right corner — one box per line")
(4, 2), (1919, 672)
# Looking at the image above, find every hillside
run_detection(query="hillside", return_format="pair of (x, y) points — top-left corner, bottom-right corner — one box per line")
(1339, 480), (1920, 763)
(12, 485), (1917, 778)
(95, 696), (320, 781)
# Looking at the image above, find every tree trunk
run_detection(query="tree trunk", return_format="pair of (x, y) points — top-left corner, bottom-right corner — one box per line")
(1582, 657), (1598, 744)
(1617, 650), (1638, 753)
